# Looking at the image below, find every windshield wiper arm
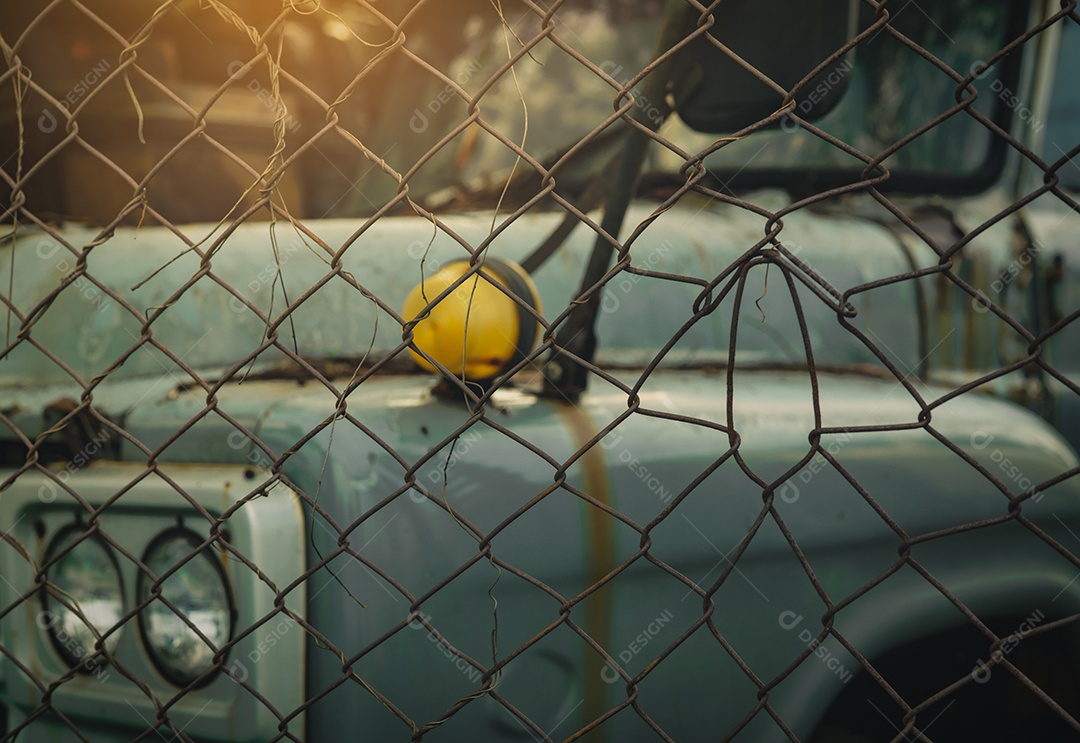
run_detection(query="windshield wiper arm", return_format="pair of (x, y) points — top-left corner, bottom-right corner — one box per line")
(540, 0), (697, 401)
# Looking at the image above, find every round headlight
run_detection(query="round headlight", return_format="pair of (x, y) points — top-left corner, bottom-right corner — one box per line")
(138, 529), (233, 687)
(41, 527), (124, 669)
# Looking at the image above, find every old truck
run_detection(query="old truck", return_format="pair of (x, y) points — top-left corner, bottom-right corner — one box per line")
(0, 0), (1078, 740)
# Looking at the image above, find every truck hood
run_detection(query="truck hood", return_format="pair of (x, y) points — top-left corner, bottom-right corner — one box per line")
(0, 194), (920, 389)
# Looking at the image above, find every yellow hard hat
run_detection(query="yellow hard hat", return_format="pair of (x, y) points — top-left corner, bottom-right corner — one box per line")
(402, 257), (541, 381)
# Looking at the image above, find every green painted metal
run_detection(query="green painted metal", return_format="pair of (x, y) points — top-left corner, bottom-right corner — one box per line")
(0, 196), (920, 389)
(2, 202), (1078, 738)
(1, 1), (1079, 740)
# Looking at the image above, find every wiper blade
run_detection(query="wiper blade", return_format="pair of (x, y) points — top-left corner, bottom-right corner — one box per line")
(540, 0), (698, 401)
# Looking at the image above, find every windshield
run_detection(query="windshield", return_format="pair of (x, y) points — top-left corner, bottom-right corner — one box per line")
(1, 0), (1022, 227)
(342, 0), (1020, 210)
(690, 2), (1017, 192)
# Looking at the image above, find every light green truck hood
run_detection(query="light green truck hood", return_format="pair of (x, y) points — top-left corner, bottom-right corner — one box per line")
(3, 201), (1079, 741)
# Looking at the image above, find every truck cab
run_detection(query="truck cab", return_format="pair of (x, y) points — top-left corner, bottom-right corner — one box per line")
(0, 1), (1078, 741)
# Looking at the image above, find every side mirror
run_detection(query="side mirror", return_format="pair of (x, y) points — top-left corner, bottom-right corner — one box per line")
(670, 0), (857, 133)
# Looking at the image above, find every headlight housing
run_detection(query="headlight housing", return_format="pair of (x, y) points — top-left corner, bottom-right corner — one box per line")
(138, 529), (234, 687)
(41, 527), (125, 669)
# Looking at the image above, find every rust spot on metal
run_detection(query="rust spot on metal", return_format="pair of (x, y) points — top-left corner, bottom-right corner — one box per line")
(42, 397), (115, 465)
(557, 403), (615, 740)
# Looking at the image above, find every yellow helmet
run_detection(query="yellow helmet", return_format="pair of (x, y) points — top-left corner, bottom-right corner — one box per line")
(402, 257), (541, 382)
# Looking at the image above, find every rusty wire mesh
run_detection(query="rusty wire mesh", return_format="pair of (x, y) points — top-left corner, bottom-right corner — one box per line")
(1, 0), (1080, 741)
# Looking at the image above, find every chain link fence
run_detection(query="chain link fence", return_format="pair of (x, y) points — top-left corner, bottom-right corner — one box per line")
(1, 0), (1080, 740)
